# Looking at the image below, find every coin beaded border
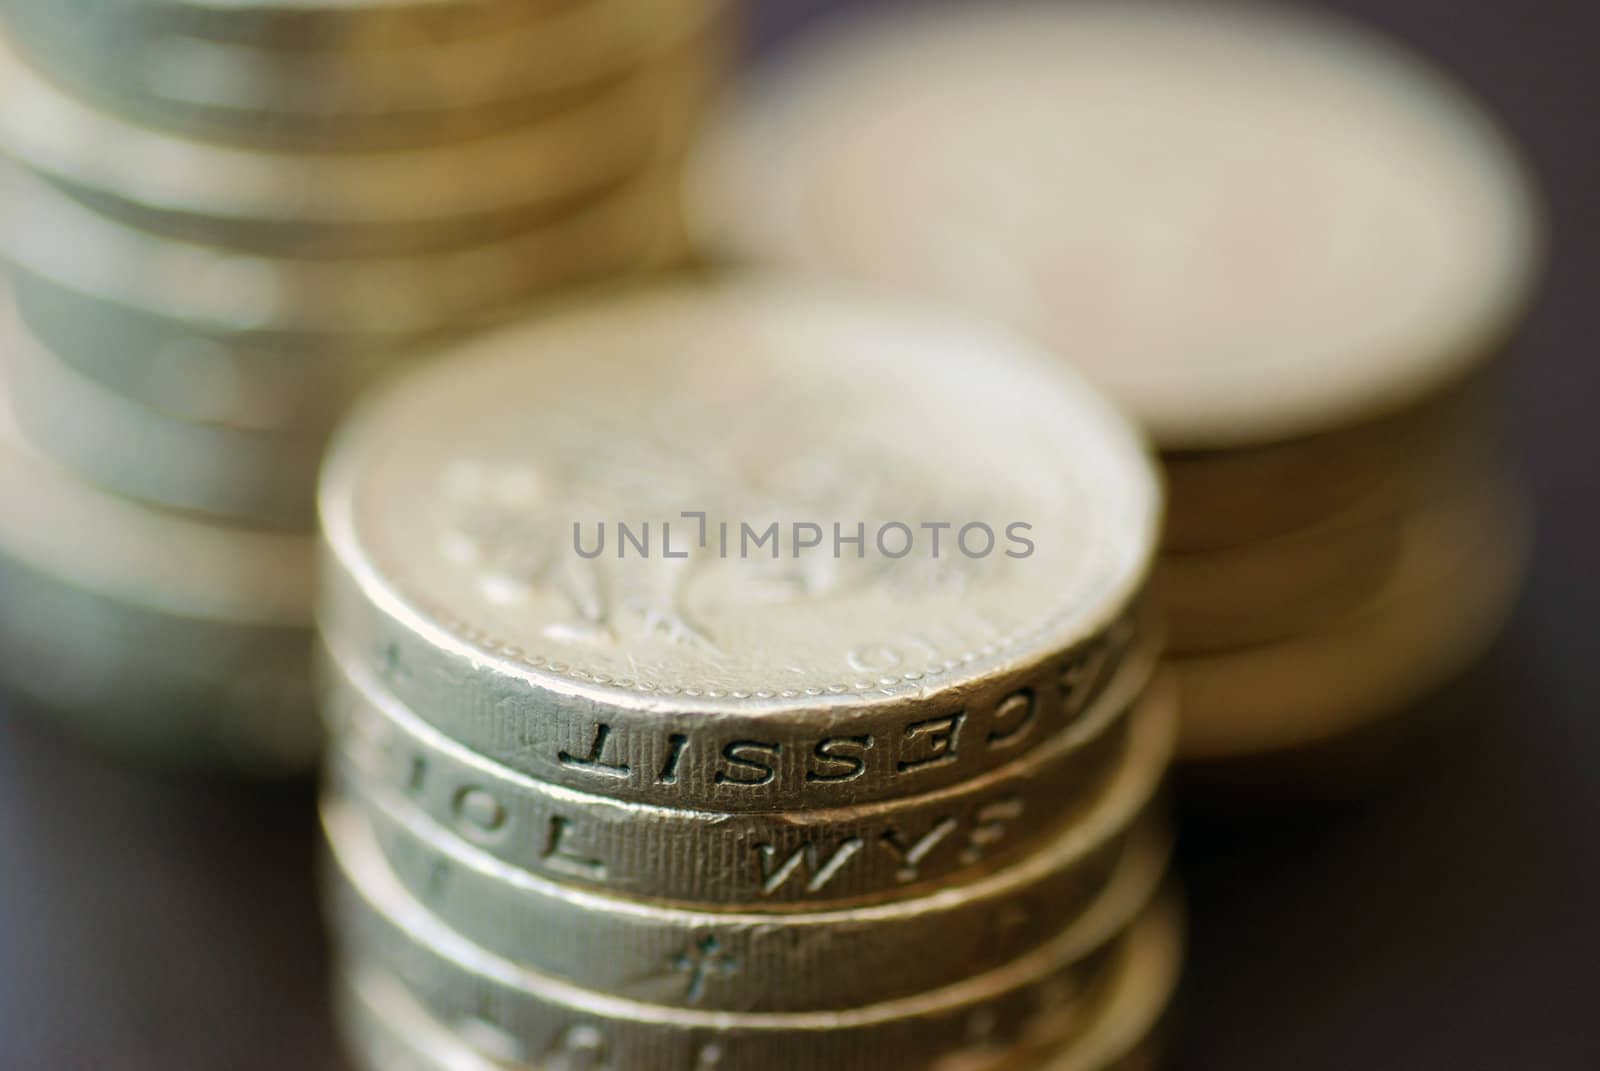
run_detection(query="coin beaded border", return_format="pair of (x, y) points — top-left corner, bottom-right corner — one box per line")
(315, 283), (1163, 812)
(384, 569), (1142, 702)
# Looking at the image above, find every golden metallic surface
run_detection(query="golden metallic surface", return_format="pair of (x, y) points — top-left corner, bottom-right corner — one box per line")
(329, 682), (1172, 1009)
(1024, 892), (1183, 1071)
(0, 549), (319, 768)
(318, 279), (1161, 811)
(314, 278), (1171, 1058)
(1174, 474), (1532, 760)
(333, 893), (1182, 1071)
(687, 0), (1543, 451)
(1159, 379), (1499, 552)
(0, 26), (716, 254)
(6, 307), (323, 527)
(0, 0), (727, 148)
(10, 266), (397, 435)
(1159, 381), (1509, 654)
(330, 767), (1169, 1012)
(336, 968), (498, 1071)
(1157, 483), (1406, 655)
(16, 0), (575, 50)
(0, 161), (680, 341)
(0, 0), (728, 784)
(1160, 419), (1414, 553)
(324, 636), (1164, 906)
(0, 360), (318, 765)
(324, 792), (1171, 1071)
(0, 354), (313, 625)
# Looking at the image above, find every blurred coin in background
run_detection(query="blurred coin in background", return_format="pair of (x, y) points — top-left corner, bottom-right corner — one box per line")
(0, 0), (729, 148)
(0, 348), (318, 767)
(685, 0), (1545, 770)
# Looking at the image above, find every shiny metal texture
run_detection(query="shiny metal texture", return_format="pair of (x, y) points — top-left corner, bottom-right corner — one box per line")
(0, 0), (727, 148)
(319, 279), (1161, 811)
(325, 792), (1171, 1071)
(325, 635), (1164, 907)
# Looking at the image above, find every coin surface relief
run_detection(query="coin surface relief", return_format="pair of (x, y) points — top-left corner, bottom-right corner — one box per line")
(321, 280), (1161, 810)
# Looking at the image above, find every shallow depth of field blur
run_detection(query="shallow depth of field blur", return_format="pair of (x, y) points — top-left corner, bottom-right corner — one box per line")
(0, 2), (1597, 1070)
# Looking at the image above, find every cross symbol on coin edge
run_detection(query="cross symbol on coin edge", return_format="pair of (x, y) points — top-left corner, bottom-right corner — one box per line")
(379, 641), (410, 683)
(671, 935), (738, 1004)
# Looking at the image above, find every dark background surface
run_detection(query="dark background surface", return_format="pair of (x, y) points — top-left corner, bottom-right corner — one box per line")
(2, 1), (1598, 1068)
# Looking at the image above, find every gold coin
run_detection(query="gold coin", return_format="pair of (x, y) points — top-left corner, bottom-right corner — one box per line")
(1161, 378), (1498, 552)
(1160, 415), (1413, 553)
(687, 0), (1542, 450)
(0, 25), (717, 254)
(1157, 490), (1404, 656)
(324, 630), (1161, 907)
(1026, 893), (1184, 1071)
(36, 0), (572, 50)
(0, 349), (318, 766)
(319, 278), (1161, 813)
(1159, 382), (1508, 652)
(0, 550), (319, 769)
(326, 676), (1171, 1012)
(325, 796), (1171, 1071)
(11, 267), (394, 436)
(6, 306), (323, 528)
(0, 346), (312, 624)
(1, 0), (728, 149)
(1174, 474), (1532, 760)
(332, 893), (1183, 1071)
(0, 161), (680, 341)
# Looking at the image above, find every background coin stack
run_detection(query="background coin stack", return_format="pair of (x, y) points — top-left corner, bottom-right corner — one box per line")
(316, 281), (1180, 1070)
(0, 0), (731, 768)
(685, 0), (1546, 785)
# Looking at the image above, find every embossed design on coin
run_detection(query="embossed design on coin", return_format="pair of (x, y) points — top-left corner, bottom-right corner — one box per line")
(322, 281), (1157, 726)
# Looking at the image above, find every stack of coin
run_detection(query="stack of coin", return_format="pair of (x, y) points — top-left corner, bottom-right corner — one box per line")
(0, 357), (318, 765)
(317, 280), (1180, 1069)
(0, 0), (732, 767)
(684, 1), (1545, 775)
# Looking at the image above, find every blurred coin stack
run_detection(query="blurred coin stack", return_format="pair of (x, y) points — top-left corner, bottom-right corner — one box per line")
(686, 1), (1545, 782)
(0, 0), (731, 767)
(317, 282), (1180, 1070)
